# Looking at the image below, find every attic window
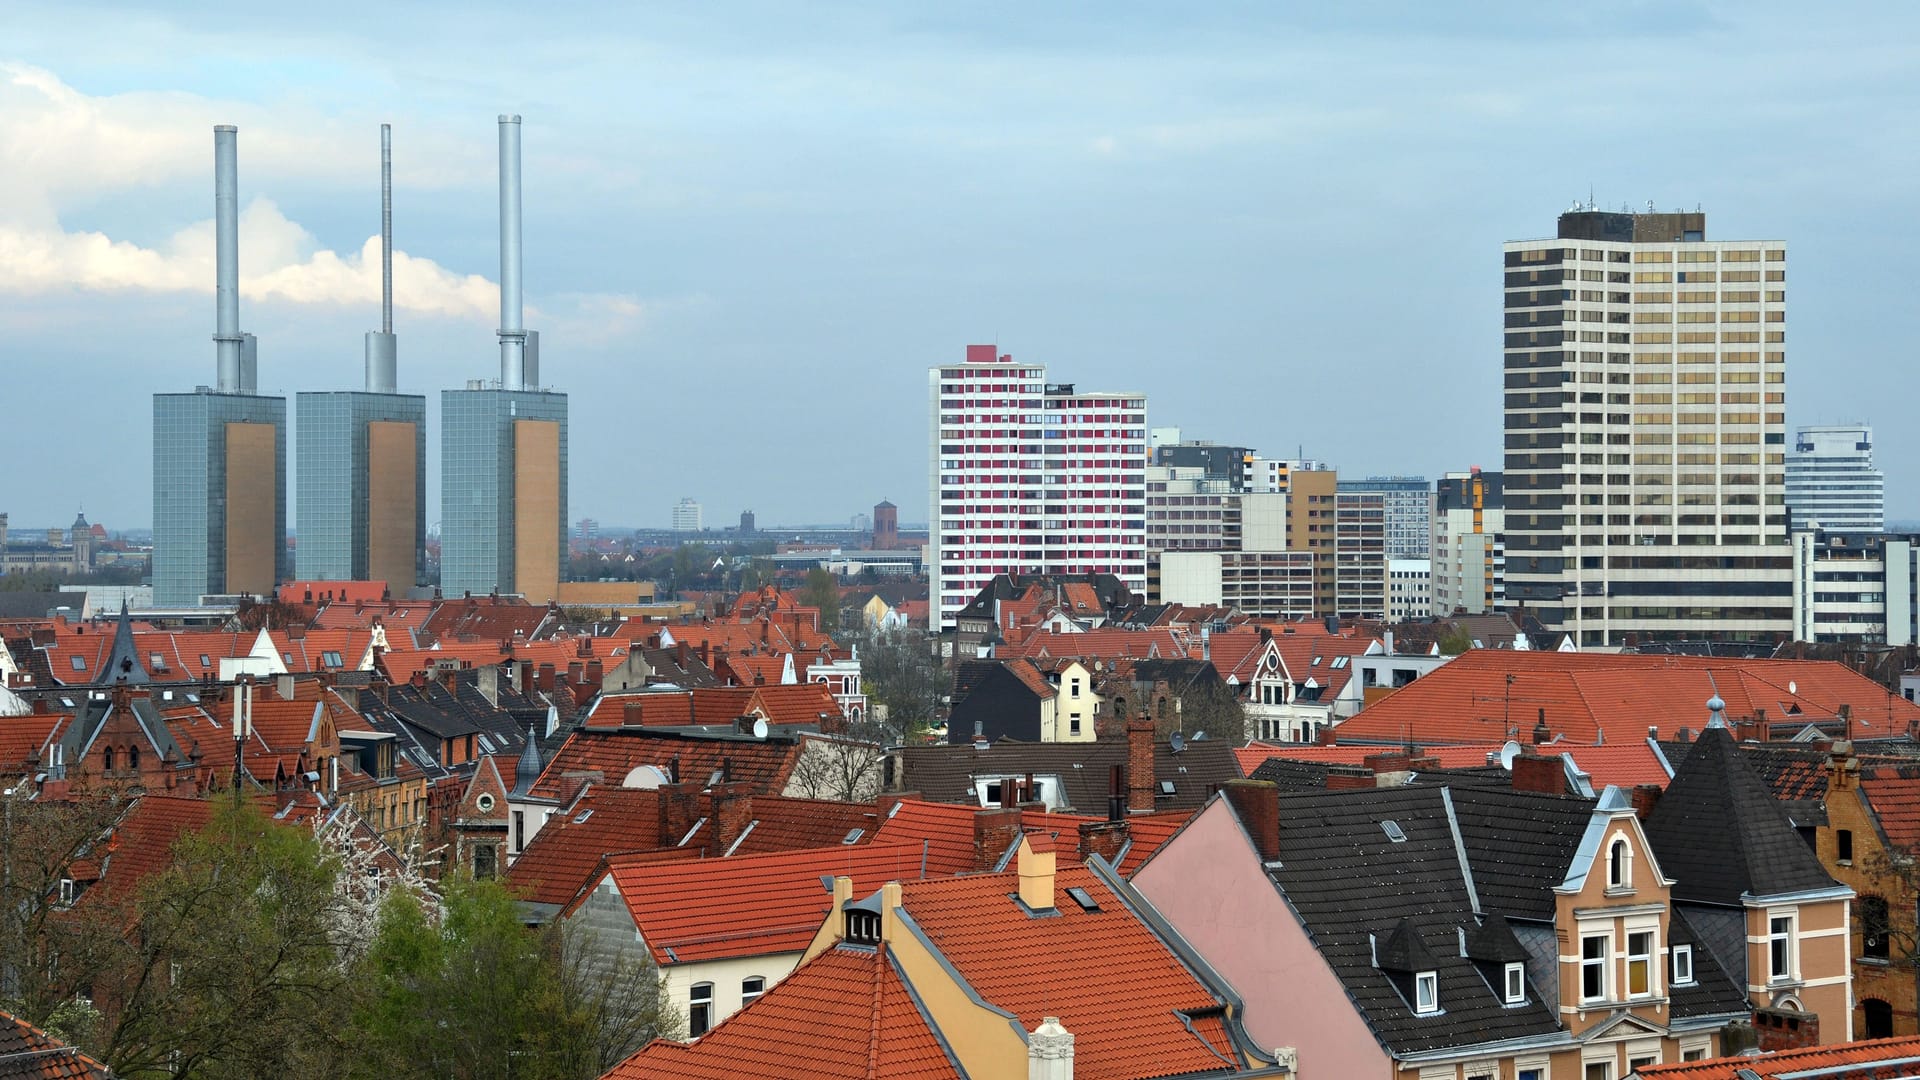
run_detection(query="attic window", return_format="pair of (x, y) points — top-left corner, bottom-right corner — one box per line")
(1381, 820), (1407, 843)
(200, 654), (212, 668)
(1671, 944), (1694, 985)
(57, 878), (75, 907)
(1158, 780), (1176, 797)
(572, 809), (594, 825)
(1331, 656), (1349, 670)
(1065, 886), (1100, 912)
(283, 653), (294, 665)
(69, 655), (85, 672)
(149, 652), (165, 669)
(842, 829), (864, 845)
(1504, 962), (1526, 1004)
(1414, 971), (1439, 1014)
(1310, 656), (1321, 666)
(321, 651), (343, 669)
(846, 909), (881, 945)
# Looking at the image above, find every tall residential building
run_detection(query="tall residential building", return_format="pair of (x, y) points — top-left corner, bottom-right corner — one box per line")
(671, 498), (703, 532)
(440, 115), (568, 602)
(154, 125), (287, 605)
(1336, 476), (1431, 559)
(1503, 209), (1790, 647)
(297, 125), (425, 591)
(929, 345), (1146, 626)
(1284, 466), (1340, 616)
(1787, 424), (1883, 533)
(1331, 488), (1386, 619)
(1431, 469), (1505, 616)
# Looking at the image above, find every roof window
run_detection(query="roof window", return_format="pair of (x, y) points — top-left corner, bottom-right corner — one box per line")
(572, 809), (594, 824)
(1331, 656), (1349, 669)
(69, 655), (85, 671)
(1414, 971), (1439, 1014)
(1381, 820), (1407, 843)
(842, 828), (864, 845)
(1065, 886), (1100, 912)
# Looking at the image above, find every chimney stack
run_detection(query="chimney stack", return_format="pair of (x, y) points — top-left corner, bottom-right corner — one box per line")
(213, 125), (243, 393)
(365, 123), (398, 393)
(496, 114), (526, 390)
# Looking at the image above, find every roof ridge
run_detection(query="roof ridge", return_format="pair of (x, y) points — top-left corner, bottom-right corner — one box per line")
(867, 942), (885, 1078)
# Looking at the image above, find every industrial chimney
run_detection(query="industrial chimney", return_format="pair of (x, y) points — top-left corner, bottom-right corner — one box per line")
(365, 123), (398, 393)
(213, 125), (243, 393)
(497, 114), (526, 391)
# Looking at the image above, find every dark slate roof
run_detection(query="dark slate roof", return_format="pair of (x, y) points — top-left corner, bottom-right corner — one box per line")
(1463, 913), (1529, 964)
(0, 592), (83, 620)
(1263, 785), (1564, 1055)
(1666, 906), (1752, 1020)
(1124, 658), (1222, 692)
(1247, 757), (1331, 791)
(1448, 786), (1596, 923)
(0, 1007), (112, 1078)
(99, 601), (151, 686)
(897, 736), (1237, 813)
(1642, 726), (1838, 906)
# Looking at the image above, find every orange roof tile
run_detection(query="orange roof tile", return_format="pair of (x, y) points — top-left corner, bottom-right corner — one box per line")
(1334, 650), (1920, 746)
(528, 729), (803, 801)
(586, 842), (933, 965)
(1004, 628), (1189, 662)
(606, 945), (959, 1080)
(504, 787), (679, 906)
(1862, 764), (1920, 854)
(0, 1008), (113, 1079)
(897, 861), (1241, 1079)
(1635, 1034), (1920, 1079)
(0, 714), (68, 773)
(84, 795), (215, 904)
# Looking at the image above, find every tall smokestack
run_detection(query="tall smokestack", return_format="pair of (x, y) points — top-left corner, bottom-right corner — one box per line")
(497, 114), (525, 391)
(364, 123), (398, 393)
(213, 125), (242, 393)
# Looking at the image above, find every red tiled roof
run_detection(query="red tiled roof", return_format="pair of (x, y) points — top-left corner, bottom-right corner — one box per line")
(0, 1009), (113, 1079)
(1004, 628), (1188, 662)
(504, 787), (679, 906)
(896, 861), (1240, 1080)
(1111, 810), (1196, 876)
(586, 842), (932, 965)
(280, 580), (390, 604)
(1862, 764), (1920, 854)
(1334, 650), (1920, 746)
(309, 600), (434, 631)
(1634, 1035), (1920, 1079)
(419, 597), (547, 646)
(1235, 741), (1674, 791)
(0, 714), (68, 773)
(606, 945), (959, 1080)
(528, 729), (802, 801)
(729, 797), (879, 856)
(83, 795), (216, 903)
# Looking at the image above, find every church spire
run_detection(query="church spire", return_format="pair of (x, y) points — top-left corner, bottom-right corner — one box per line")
(101, 599), (151, 686)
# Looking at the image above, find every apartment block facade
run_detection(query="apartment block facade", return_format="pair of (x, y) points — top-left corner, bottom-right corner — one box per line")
(929, 346), (1147, 627)
(1503, 210), (1791, 646)
(1432, 469), (1506, 616)
(1786, 424), (1883, 533)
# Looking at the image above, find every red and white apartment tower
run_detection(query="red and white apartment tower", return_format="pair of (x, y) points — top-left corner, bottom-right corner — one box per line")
(929, 345), (1148, 627)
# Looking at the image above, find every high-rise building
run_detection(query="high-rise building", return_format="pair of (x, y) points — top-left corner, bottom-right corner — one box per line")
(297, 125), (425, 591)
(1786, 424), (1883, 533)
(929, 345), (1146, 626)
(154, 125), (287, 605)
(1332, 488), (1386, 619)
(440, 115), (567, 602)
(1431, 469), (1505, 616)
(1336, 476), (1431, 559)
(671, 498), (703, 532)
(1503, 209), (1790, 646)
(1283, 466), (1340, 616)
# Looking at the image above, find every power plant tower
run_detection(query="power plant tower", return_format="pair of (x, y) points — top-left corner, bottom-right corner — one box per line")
(295, 123), (427, 590)
(152, 124), (288, 605)
(439, 114), (568, 601)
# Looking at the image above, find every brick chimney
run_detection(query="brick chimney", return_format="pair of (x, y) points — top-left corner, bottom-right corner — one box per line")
(1361, 751), (1435, 788)
(972, 806), (1024, 870)
(583, 660), (603, 689)
(1016, 832), (1057, 911)
(1126, 719), (1155, 813)
(1630, 783), (1663, 819)
(1076, 820), (1130, 866)
(1221, 780), (1280, 860)
(707, 784), (753, 857)
(623, 701), (646, 728)
(661, 782), (704, 845)
(1511, 752), (1566, 795)
(1324, 764), (1375, 790)
(538, 663), (556, 692)
(1752, 1005), (1819, 1052)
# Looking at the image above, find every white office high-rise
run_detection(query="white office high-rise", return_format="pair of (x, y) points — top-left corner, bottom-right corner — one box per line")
(1786, 424), (1883, 533)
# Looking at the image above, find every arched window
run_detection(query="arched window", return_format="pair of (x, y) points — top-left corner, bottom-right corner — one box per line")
(688, 983), (714, 1037)
(102, 747), (115, 772)
(1608, 838), (1632, 890)
(1863, 998), (1895, 1039)
(1862, 895), (1891, 961)
(128, 745), (140, 771)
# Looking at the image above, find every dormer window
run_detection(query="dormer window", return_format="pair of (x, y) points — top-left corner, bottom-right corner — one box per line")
(1671, 944), (1694, 985)
(1504, 962), (1526, 1004)
(845, 909), (881, 945)
(57, 878), (75, 907)
(1607, 838), (1632, 892)
(1414, 971), (1439, 1014)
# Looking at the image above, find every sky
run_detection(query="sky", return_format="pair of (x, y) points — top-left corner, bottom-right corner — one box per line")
(3, 2), (1918, 532)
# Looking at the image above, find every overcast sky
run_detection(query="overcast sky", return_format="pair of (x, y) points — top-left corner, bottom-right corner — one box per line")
(4, 3), (1917, 532)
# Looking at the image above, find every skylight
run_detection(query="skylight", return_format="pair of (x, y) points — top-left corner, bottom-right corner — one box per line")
(69, 655), (85, 671)
(1331, 656), (1349, 669)
(842, 828), (864, 845)
(572, 809), (594, 824)
(1380, 820), (1407, 843)
(1065, 886), (1100, 912)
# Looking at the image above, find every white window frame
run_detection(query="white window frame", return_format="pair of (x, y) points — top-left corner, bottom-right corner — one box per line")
(57, 878), (75, 907)
(1768, 912), (1797, 982)
(1504, 961), (1527, 1004)
(688, 981), (714, 1037)
(1671, 943), (1694, 985)
(1607, 837), (1633, 891)
(1414, 970), (1439, 1014)
(741, 976), (765, 1007)
(1625, 929), (1656, 999)
(1581, 933), (1610, 1003)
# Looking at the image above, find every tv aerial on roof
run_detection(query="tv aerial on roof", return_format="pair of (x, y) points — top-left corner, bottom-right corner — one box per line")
(1498, 740), (1523, 771)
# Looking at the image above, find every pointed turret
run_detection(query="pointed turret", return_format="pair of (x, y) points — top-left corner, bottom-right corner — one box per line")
(511, 721), (543, 797)
(100, 600), (151, 686)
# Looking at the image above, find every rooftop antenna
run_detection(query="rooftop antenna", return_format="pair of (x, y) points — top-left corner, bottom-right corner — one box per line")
(365, 123), (398, 393)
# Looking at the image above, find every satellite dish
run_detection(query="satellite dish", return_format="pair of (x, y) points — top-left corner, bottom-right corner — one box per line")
(752, 717), (769, 740)
(1169, 732), (1186, 754)
(1498, 741), (1523, 771)
(1788, 680), (1797, 695)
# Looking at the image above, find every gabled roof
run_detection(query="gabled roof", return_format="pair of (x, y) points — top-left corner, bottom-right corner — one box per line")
(1860, 763), (1920, 853)
(893, 860), (1244, 1079)
(897, 736), (1238, 813)
(1446, 786), (1596, 922)
(0, 1008), (113, 1079)
(528, 728), (804, 801)
(1634, 1034), (1920, 1079)
(605, 945), (960, 1080)
(1642, 726), (1838, 906)
(504, 787), (683, 906)
(584, 841), (931, 965)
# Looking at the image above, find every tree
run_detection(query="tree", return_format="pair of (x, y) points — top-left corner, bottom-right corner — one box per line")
(1436, 625), (1475, 656)
(99, 800), (358, 1078)
(850, 624), (943, 738)
(0, 792), (134, 1040)
(353, 878), (674, 1080)
(799, 567), (840, 633)
(785, 725), (893, 802)
(1170, 677), (1248, 745)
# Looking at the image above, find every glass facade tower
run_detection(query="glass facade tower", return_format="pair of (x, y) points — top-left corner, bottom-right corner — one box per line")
(152, 390), (288, 605)
(296, 391), (428, 586)
(440, 387), (568, 599)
